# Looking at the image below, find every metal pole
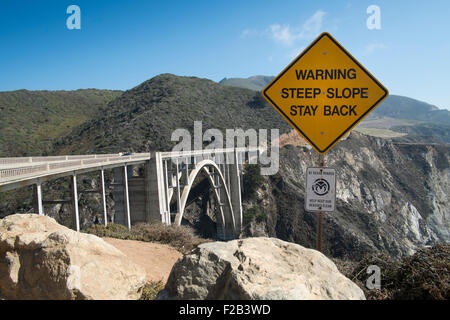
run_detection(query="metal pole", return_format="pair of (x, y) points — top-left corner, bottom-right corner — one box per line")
(317, 153), (325, 252)
(317, 210), (323, 252)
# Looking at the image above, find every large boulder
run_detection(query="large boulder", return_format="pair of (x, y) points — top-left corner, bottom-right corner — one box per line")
(158, 237), (365, 300)
(0, 214), (146, 300)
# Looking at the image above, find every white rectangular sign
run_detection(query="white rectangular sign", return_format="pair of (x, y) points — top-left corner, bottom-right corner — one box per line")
(305, 167), (336, 212)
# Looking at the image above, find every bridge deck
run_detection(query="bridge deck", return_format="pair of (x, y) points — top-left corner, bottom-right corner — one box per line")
(0, 147), (263, 192)
(0, 153), (151, 192)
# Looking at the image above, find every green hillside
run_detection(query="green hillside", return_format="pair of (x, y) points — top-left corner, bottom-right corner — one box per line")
(0, 89), (122, 156)
(53, 74), (292, 154)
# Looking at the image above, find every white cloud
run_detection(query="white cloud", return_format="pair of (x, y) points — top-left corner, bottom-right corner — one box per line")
(240, 10), (326, 63)
(364, 42), (387, 55)
(269, 24), (295, 45)
(298, 10), (326, 39)
(241, 29), (259, 39)
(267, 10), (326, 46)
(287, 47), (305, 60)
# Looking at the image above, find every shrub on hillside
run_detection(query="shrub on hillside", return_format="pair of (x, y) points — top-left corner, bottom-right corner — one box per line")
(242, 164), (265, 200)
(84, 223), (133, 240)
(139, 281), (164, 300)
(394, 243), (449, 300)
(243, 206), (267, 225)
(84, 222), (209, 254)
(132, 223), (209, 254)
(335, 244), (450, 300)
(349, 253), (399, 300)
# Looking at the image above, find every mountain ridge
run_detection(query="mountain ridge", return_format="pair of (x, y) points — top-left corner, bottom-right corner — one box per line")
(219, 75), (449, 123)
(219, 75), (450, 144)
(52, 73), (292, 155)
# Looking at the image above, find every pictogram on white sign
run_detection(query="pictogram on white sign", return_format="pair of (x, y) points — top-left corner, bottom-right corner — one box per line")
(305, 167), (336, 212)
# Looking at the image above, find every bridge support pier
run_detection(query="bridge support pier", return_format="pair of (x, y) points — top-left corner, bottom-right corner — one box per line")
(144, 152), (168, 224)
(33, 183), (44, 215)
(71, 175), (80, 232)
(229, 151), (243, 238)
(123, 166), (131, 229)
(112, 166), (132, 229)
(100, 169), (107, 226)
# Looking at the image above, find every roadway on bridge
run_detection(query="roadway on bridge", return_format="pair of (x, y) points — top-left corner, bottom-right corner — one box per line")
(0, 153), (151, 192)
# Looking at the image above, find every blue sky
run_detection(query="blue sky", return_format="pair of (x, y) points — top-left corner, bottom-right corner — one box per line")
(1, 0), (449, 109)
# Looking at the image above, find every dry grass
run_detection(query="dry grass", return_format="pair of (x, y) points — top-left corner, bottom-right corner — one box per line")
(131, 223), (211, 254)
(354, 127), (407, 139)
(334, 244), (450, 300)
(84, 222), (211, 254)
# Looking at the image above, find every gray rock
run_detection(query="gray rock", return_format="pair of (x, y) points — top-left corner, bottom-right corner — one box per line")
(0, 214), (146, 300)
(158, 237), (365, 300)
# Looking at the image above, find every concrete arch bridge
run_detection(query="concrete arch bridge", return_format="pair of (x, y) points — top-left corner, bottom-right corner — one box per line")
(0, 148), (261, 240)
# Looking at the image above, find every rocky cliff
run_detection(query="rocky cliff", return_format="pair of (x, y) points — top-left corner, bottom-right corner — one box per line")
(242, 131), (449, 260)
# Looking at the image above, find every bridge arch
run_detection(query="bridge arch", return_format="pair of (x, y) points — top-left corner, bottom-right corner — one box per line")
(173, 159), (236, 239)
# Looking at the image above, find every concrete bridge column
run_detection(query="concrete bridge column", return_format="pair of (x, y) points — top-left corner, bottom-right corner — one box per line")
(33, 182), (44, 216)
(218, 180), (235, 240)
(71, 175), (80, 232)
(175, 159), (182, 222)
(229, 150), (243, 237)
(163, 160), (171, 224)
(144, 152), (167, 224)
(100, 168), (107, 226)
(123, 166), (131, 230)
(112, 166), (131, 229)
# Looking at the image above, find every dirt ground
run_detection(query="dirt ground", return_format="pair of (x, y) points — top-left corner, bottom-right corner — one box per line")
(103, 237), (182, 283)
(277, 129), (350, 148)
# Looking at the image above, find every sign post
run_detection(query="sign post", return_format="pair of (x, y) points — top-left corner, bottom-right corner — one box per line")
(305, 155), (336, 251)
(317, 154), (324, 252)
(261, 32), (388, 252)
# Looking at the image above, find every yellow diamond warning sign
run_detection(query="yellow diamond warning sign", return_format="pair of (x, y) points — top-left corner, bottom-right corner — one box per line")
(262, 32), (388, 154)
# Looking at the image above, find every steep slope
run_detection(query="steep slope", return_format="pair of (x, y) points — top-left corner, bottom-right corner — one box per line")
(242, 132), (449, 260)
(0, 89), (122, 156)
(53, 74), (292, 154)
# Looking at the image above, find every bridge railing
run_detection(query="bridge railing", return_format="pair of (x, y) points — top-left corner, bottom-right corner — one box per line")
(0, 153), (151, 181)
(160, 147), (264, 160)
(0, 154), (122, 166)
(0, 164), (49, 179)
(0, 148), (264, 182)
(48, 160), (83, 170)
